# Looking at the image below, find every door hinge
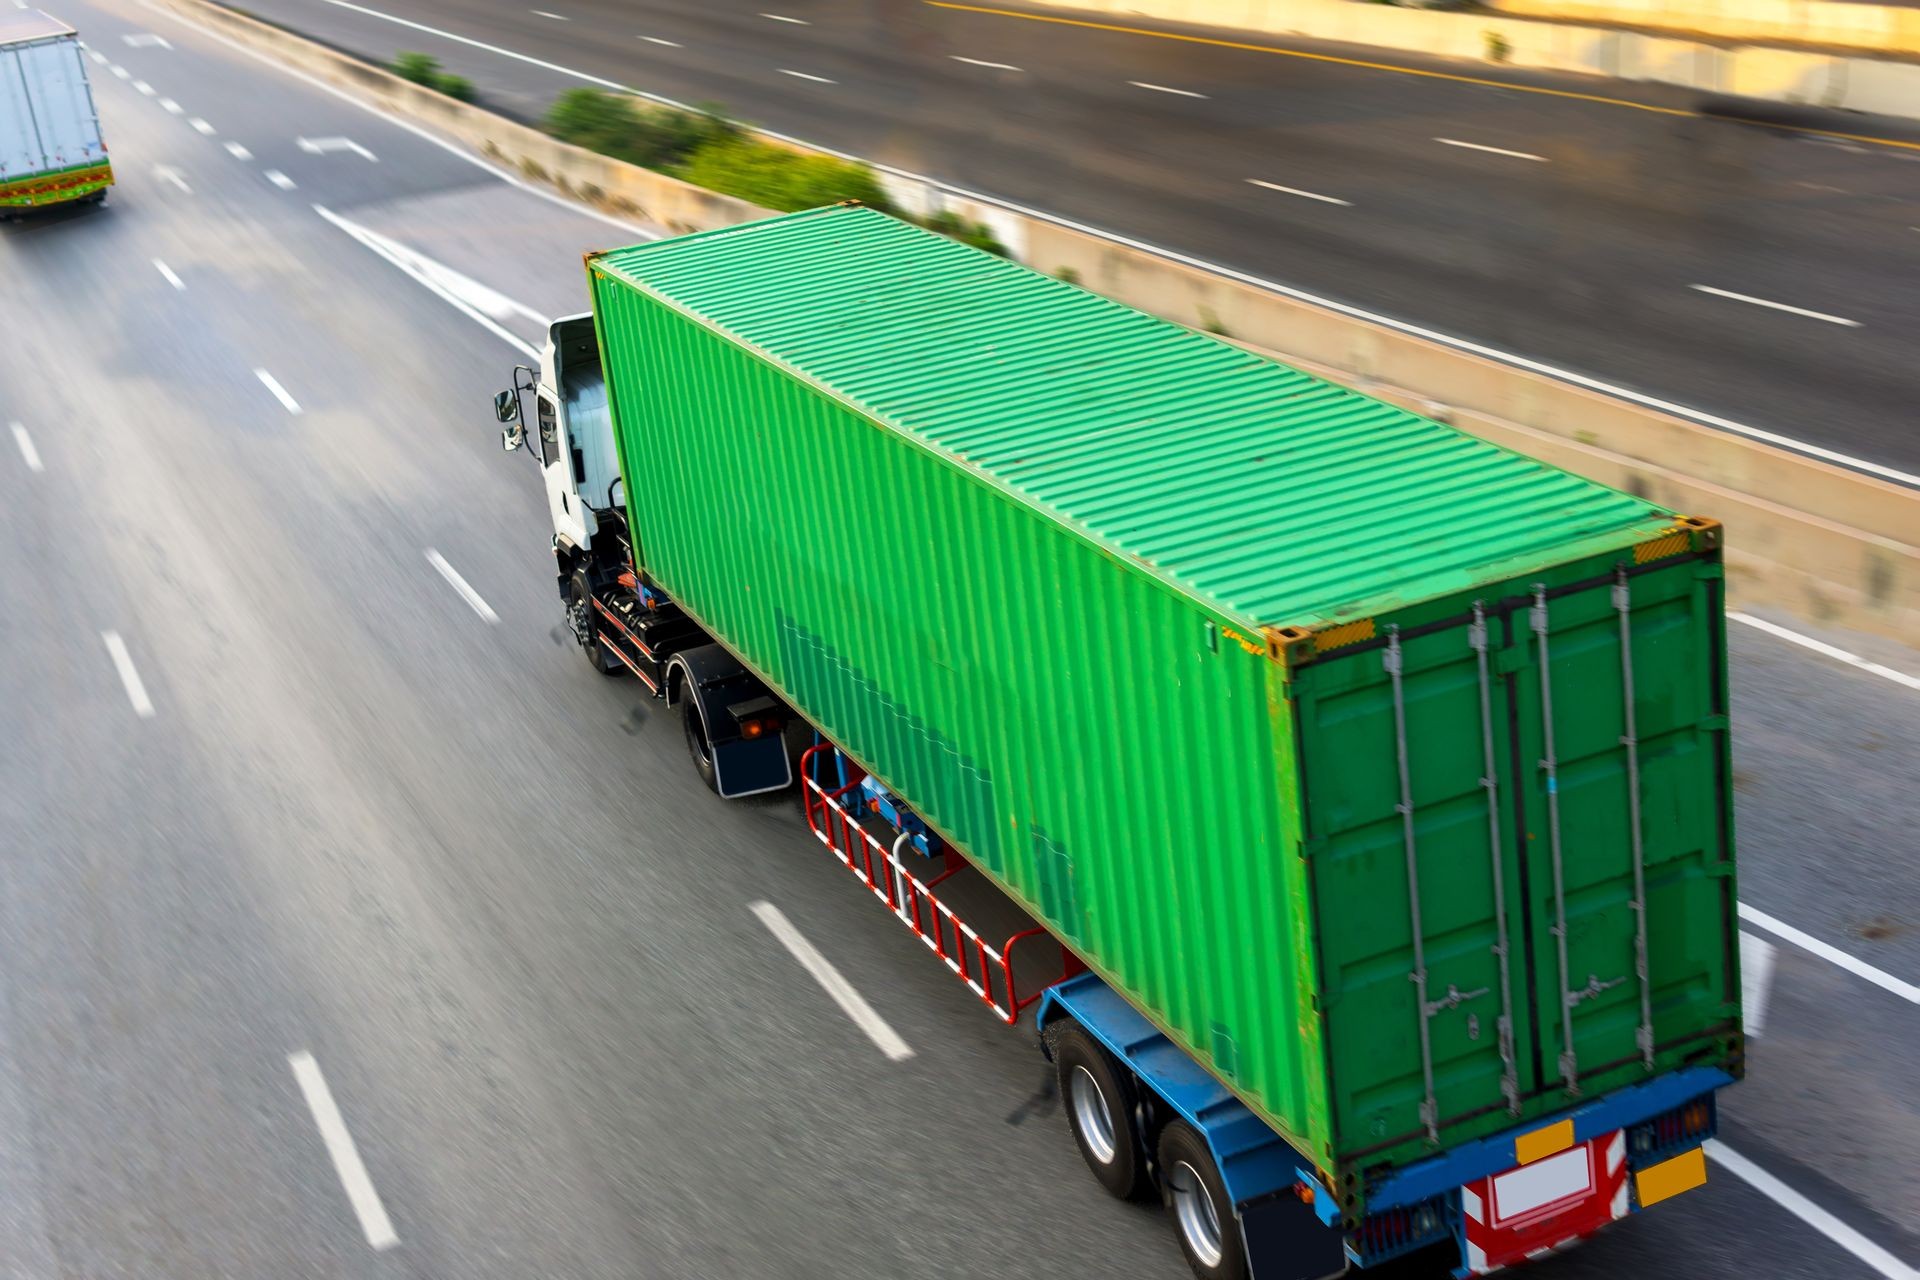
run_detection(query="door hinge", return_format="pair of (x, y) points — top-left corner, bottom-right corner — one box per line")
(1494, 645), (1529, 676)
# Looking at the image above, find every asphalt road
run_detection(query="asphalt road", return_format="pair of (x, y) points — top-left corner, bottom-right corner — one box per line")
(1, 0), (1916, 1276)
(220, 0), (1920, 481)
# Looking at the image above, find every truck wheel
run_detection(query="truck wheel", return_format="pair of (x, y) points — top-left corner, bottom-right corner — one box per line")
(1050, 1022), (1147, 1200)
(568, 574), (623, 676)
(1157, 1121), (1247, 1280)
(682, 698), (719, 792)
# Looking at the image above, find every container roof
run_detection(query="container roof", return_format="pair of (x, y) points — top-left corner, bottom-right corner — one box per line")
(591, 206), (1673, 629)
(0, 10), (75, 43)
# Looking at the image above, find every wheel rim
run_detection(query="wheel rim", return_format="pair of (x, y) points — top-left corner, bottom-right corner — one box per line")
(1069, 1066), (1118, 1165)
(1170, 1161), (1224, 1268)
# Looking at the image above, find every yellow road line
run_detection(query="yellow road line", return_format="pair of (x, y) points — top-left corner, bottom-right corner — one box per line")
(927, 0), (1920, 154)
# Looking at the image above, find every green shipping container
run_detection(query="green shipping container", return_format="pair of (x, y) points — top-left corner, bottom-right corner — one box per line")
(587, 206), (1741, 1208)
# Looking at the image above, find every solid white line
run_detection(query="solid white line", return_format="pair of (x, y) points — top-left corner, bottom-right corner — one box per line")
(159, 97), (181, 113)
(530, 8), (566, 18)
(224, 140), (252, 160)
(425, 549), (499, 623)
(1730, 611), (1920, 692)
(750, 902), (914, 1061)
(1435, 136), (1547, 162)
(101, 632), (155, 719)
(1738, 903), (1918, 1005)
(265, 169), (296, 190)
(140, 0), (654, 237)
(267, 0), (1909, 486)
(255, 368), (302, 415)
(1129, 80), (1206, 98)
(1248, 178), (1350, 206)
(287, 1052), (399, 1251)
(639, 35), (681, 46)
(779, 68), (834, 83)
(1691, 284), (1860, 328)
(314, 204), (541, 358)
(951, 55), (1021, 70)
(1704, 1141), (1915, 1280)
(134, 79), (154, 94)
(189, 116), (216, 135)
(9, 422), (43, 473)
(152, 258), (185, 290)
(761, 11), (808, 21)
(1739, 931), (1776, 1038)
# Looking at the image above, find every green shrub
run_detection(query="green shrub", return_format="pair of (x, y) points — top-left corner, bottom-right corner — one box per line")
(674, 135), (892, 212)
(392, 51), (476, 101)
(545, 89), (735, 169)
(920, 209), (1007, 257)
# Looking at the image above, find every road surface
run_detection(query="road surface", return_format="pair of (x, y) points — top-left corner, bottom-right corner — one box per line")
(0, 0), (1915, 1275)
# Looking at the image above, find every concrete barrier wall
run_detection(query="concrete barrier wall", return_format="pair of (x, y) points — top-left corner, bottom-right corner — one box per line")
(1489, 0), (1920, 59)
(993, 0), (1920, 122)
(154, 0), (1919, 641)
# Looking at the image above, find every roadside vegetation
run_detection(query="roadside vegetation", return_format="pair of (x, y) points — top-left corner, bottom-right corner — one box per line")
(391, 52), (474, 102)
(543, 89), (1007, 254)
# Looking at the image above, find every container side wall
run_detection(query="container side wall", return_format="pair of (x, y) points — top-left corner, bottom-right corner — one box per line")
(591, 270), (1336, 1161)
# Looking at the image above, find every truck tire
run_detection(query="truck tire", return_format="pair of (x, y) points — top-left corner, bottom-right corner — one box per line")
(1157, 1121), (1247, 1280)
(1050, 1022), (1147, 1201)
(569, 573), (624, 677)
(682, 697), (719, 793)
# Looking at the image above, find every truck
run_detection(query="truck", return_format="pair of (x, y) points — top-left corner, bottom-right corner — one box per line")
(0, 9), (111, 215)
(493, 204), (1742, 1280)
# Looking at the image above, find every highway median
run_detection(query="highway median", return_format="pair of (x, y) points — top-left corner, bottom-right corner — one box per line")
(152, 0), (1919, 644)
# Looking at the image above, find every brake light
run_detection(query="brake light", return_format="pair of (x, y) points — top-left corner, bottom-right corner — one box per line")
(740, 717), (781, 739)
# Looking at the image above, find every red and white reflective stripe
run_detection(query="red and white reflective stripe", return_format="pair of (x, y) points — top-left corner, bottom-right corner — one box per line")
(1460, 1129), (1631, 1276)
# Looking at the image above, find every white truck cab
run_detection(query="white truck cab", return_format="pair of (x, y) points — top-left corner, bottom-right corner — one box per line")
(498, 313), (622, 554)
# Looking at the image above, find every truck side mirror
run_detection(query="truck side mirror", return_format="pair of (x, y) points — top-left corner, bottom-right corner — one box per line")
(494, 389), (521, 423)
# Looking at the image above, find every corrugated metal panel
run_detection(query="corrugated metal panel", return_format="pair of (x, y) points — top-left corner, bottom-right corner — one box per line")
(589, 206), (1668, 631)
(587, 210), (1738, 1200)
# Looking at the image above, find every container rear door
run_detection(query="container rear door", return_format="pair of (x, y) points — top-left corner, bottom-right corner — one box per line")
(10, 38), (101, 175)
(1, 42), (46, 176)
(1506, 558), (1738, 1103)
(1301, 552), (1738, 1166)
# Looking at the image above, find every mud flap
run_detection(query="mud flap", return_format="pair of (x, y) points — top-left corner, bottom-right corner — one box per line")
(1240, 1191), (1348, 1280)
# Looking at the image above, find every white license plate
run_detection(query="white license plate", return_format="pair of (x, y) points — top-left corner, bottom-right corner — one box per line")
(1491, 1146), (1594, 1223)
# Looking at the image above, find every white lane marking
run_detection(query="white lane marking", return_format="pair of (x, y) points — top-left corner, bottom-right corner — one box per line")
(188, 117), (216, 135)
(287, 1053), (399, 1251)
(1435, 137), (1547, 162)
(1739, 932), (1776, 1037)
(255, 368), (303, 415)
(424, 548), (499, 623)
(1738, 903), (1918, 1005)
(152, 258), (185, 290)
(273, 0), (1909, 486)
(134, 80), (154, 95)
(1730, 611), (1920, 692)
(121, 32), (171, 47)
(1129, 80), (1206, 98)
(779, 68), (834, 83)
(224, 140), (252, 160)
(750, 901), (914, 1062)
(153, 164), (192, 193)
(111, 64), (130, 78)
(314, 205), (542, 358)
(761, 11), (808, 21)
(88, 48), (107, 63)
(265, 169), (297, 190)
(101, 632), (155, 719)
(951, 55), (1021, 70)
(297, 135), (377, 162)
(530, 8), (567, 18)
(1704, 1142), (1915, 1280)
(1690, 284), (1860, 328)
(1248, 178), (1350, 206)
(10, 422), (43, 473)
(142, 0), (653, 238)
(159, 97), (181, 113)
(639, 35), (681, 46)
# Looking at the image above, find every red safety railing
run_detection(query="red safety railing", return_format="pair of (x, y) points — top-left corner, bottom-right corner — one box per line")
(800, 745), (1078, 1024)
